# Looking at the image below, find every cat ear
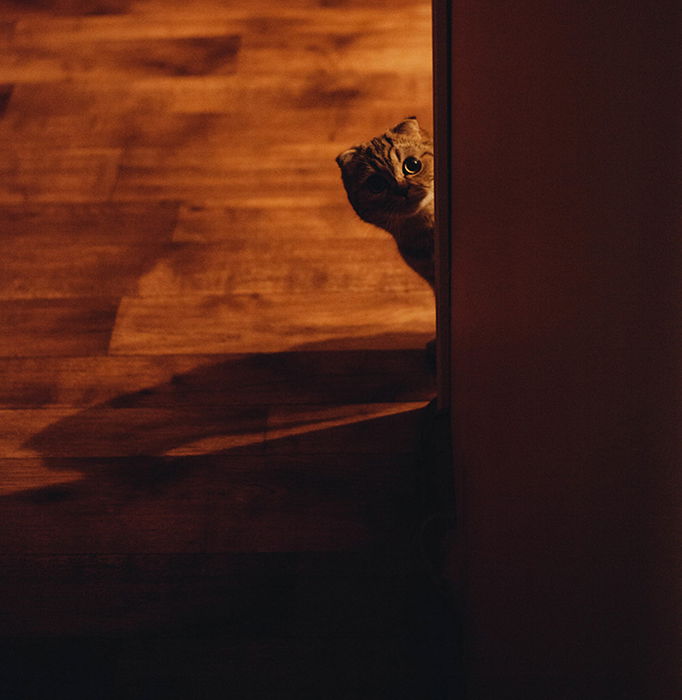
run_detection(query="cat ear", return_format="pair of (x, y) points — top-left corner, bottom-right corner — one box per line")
(391, 117), (420, 135)
(335, 148), (357, 168)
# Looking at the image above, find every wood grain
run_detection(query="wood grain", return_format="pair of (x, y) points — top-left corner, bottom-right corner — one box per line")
(0, 0), (436, 695)
(110, 291), (434, 355)
(0, 148), (121, 202)
(0, 350), (434, 409)
(0, 298), (119, 356)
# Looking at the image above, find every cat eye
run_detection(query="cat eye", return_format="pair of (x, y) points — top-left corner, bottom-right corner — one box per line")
(366, 174), (388, 194)
(402, 156), (422, 175)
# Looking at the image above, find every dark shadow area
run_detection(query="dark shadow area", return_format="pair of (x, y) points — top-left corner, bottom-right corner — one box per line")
(0, 344), (458, 699)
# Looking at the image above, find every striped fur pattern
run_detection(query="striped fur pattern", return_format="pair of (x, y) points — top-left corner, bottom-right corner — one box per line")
(336, 118), (434, 288)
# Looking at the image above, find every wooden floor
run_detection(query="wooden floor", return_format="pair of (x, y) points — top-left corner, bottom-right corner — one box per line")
(0, 1), (448, 697)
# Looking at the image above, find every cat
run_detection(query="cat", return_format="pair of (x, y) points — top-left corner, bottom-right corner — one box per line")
(336, 117), (435, 289)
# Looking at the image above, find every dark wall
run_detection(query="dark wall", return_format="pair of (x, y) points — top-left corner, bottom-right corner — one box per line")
(445, 2), (680, 697)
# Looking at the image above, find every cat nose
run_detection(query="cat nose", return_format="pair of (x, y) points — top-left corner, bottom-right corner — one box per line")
(395, 184), (410, 198)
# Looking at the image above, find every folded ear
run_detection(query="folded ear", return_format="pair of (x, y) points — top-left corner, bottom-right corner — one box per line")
(391, 117), (420, 135)
(336, 148), (357, 168)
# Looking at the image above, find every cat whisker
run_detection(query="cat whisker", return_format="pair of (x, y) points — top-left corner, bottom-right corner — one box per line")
(336, 118), (435, 288)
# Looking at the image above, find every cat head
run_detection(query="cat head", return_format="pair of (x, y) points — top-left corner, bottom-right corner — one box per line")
(336, 117), (434, 230)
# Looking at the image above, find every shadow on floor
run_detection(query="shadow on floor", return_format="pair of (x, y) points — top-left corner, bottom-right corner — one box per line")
(0, 342), (459, 699)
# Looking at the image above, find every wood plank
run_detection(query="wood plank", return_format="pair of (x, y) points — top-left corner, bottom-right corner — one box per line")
(0, 298), (119, 357)
(0, 109), (225, 151)
(1, 207), (177, 298)
(4, 2), (428, 37)
(237, 23), (431, 80)
(1, 202), (179, 243)
(0, 401), (423, 461)
(0, 448), (418, 553)
(0, 552), (415, 663)
(0, 148), (120, 202)
(162, 72), (432, 122)
(1, 234), (433, 299)
(112, 149), (345, 202)
(1, 202), (180, 299)
(1, 72), (430, 125)
(0, 406), (267, 459)
(265, 402), (426, 454)
(0, 34), (240, 82)
(0, 97), (432, 152)
(1, 80), (169, 122)
(2, 244), (164, 299)
(0, 350), (434, 409)
(172, 203), (375, 242)
(130, 239), (429, 298)
(0, 0), (133, 17)
(109, 291), (434, 355)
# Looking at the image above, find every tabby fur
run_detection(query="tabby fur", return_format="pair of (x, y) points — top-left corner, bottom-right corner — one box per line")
(336, 117), (434, 287)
